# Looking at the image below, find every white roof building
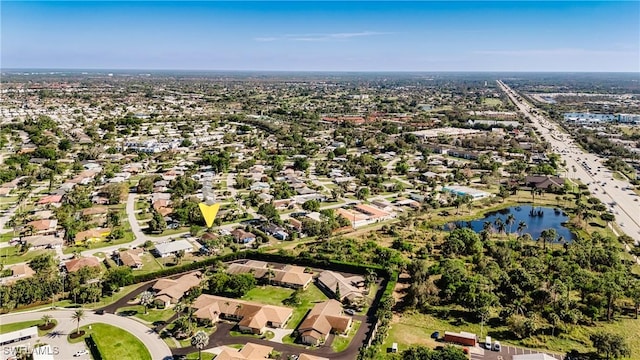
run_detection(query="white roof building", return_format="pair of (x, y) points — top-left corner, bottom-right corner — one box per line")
(154, 240), (194, 258)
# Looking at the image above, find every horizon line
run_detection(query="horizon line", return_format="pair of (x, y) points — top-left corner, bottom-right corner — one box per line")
(3, 68), (639, 74)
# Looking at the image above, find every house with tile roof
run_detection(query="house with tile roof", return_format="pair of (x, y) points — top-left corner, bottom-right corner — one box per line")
(64, 257), (101, 273)
(227, 260), (313, 289)
(152, 272), (203, 308)
(214, 342), (273, 360)
(298, 299), (352, 345)
(117, 249), (144, 269)
(316, 270), (365, 304)
(74, 227), (110, 244)
(192, 294), (292, 335)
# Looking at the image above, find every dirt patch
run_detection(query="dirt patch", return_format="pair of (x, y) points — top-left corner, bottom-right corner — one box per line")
(69, 330), (85, 339)
(392, 272), (411, 304)
(38, 323), (56, 331)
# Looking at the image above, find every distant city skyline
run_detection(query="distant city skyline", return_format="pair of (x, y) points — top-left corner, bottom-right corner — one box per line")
(2, 1), (639, 72)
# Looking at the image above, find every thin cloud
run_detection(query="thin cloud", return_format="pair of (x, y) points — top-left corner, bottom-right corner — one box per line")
(255, 31), (392, 42)
(474, 48), (635, 57)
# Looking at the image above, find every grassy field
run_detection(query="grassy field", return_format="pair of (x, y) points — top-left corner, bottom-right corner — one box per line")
(241, 286), (294, 305)
(117, 305), (175, 323)
(0, 319), (57, 336)
(381, 310), (640, 357)
(70, 323), (152, 360)
(332, 320), (361, 352)
(482, 97), (503, 107)
(0, 247), (54, 265)
(185, 352), (215, 360)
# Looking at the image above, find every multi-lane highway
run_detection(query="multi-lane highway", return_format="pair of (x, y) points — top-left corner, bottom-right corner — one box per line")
(498, 80), (640, 245)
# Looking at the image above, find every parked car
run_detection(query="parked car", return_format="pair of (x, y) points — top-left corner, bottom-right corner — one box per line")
(95, 309), (104, 315)
(74, 350), (89, 357)
(492, 341), (501, 351)
(344, 309), (356, 316)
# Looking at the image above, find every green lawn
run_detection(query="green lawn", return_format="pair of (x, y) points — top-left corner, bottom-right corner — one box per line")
(63, 221), (134, 254)
(482, 97), (503, 107)
(0, 232), (16, 242)
(135, 253), (165, 275)
(117, 305), (175, 323)
(332, 320), (361, 352)
(0, 247), (54, 265)
(150, 227), (190, 237)
(0, 319), (57, 336)
(241, 286), (294, 305)
(185, 352), (215, 360)
(69, 323), (151, 360)
(381, 310), (640, 357)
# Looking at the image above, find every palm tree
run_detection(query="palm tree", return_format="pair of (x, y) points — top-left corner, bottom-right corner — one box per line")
(174, 250), (185, 265)
(41, 314), (52, 327)
(265, 268), (275, 286)
(71, 309), (85, 335)
(191, 330), (209, 360)
(494, 218), (506, 236)
(506, 214), (515, 238)
(140, 291), (154, 314)
(517, 221), (527, 236)
(540, 228), (557, 251)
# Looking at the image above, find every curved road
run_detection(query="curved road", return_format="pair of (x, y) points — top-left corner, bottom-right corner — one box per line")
(0, 309), (173, 360)
(80, 194), (188, 258)
(498, 80), (640, 245)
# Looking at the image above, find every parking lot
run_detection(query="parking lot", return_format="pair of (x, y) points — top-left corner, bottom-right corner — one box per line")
(470, 344), (564, 360)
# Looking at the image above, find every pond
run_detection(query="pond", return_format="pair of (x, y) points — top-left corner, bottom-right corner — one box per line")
(448, 205), (575, 242)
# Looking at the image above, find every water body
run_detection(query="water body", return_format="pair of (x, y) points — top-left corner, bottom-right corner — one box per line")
(448, 205), (575, 242)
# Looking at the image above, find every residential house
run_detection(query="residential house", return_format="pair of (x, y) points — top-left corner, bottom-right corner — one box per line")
(192, 294), (293, 334)
(118, 249), (144, 269)
(524, 175), (565, 191)
(231, 228), (256, 244)
(153, 240), (193, 258)
(316, 270), (365, 304)
(261, 224), (289, 240)
(64, 257), (101, 273)
(152, 272), (203, 308)
(299, 355), (330, 360)
(26, 219), (58, 236)
(227, 261), (312, 289)
(214, 343), (273, 360)
(298, 300), (352, 345)
(22, 235), (63, 249)
(37, 195), (63, 206)
(0, 264), (36, 285)
(75, 227), (110, 244)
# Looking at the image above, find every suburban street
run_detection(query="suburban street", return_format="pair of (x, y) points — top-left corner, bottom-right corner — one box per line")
(498, 80), (640, 245)
(0, 309), (173, 360)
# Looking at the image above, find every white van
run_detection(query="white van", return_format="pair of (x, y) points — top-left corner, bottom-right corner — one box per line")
(485, 336), (491, 349)
(492, 341), (501, 351)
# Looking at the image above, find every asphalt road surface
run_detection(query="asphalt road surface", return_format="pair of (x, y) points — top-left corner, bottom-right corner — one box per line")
(498, 80), (640, 246)
(0, 309), (173, 360)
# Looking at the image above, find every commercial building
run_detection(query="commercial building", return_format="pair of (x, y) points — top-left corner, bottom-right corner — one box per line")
(442, 185), (491, 200)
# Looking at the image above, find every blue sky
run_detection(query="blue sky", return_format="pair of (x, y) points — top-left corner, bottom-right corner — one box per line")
(2, 1), (639, 72)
